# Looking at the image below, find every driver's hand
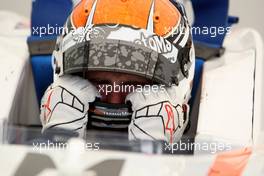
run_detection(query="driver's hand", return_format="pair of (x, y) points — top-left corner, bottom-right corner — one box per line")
(40, 75), (100, 136)
(126, 85), (189, 143)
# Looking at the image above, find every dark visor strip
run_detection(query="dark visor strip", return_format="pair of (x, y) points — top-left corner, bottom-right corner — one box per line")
(63, 40), (185, 86)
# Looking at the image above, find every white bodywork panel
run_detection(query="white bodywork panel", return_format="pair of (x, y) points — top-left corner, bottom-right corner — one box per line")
(0, 142), (263, 176)
(196, 28), (264, 146)
(0, 11), (40, 126)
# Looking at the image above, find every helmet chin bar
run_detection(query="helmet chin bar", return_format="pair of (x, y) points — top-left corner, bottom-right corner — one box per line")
(87, 99), (132, 131)
(54, 24), (192, 86)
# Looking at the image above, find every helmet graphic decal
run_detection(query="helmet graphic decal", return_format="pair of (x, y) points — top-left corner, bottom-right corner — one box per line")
(146, 0), (155, 33)
(85, 0), (98, 28)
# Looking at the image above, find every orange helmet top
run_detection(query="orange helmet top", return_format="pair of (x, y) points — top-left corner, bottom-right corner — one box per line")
(53, 0), (194, 87)
(71, 0), (181, 37)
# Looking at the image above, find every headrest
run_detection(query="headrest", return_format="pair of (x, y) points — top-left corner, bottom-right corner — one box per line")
(191, 0), (238, 47)
(31, 0), (73, 38)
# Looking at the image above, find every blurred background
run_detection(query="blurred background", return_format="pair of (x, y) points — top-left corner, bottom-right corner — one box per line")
(0, 0), (263, 39)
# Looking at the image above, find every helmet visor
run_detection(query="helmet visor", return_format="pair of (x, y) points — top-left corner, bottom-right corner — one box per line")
(61, 25), (190, 86)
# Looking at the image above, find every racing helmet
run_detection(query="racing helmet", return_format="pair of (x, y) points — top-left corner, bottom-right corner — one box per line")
(52, 0), (195, 132)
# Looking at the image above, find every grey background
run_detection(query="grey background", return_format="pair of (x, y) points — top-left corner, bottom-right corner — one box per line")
(0, 0), (263, 39)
